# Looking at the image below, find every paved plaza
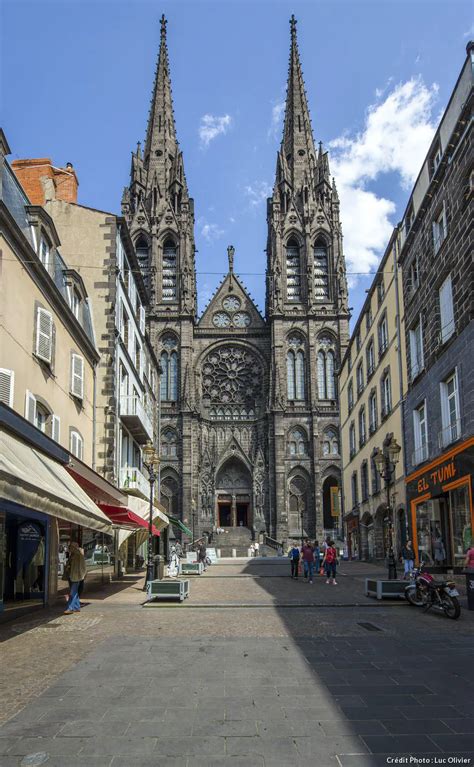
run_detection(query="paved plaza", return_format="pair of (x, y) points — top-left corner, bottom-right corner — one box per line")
(0, 559), (473, 766)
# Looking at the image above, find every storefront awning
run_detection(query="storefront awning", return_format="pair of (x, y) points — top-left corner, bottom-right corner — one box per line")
(168, 516), (193, 537)
(99, 504), (160, 536)
(0, 429), (112, 532)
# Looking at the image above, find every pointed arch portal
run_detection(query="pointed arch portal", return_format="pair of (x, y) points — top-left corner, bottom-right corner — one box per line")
(215, 457), (252, 528)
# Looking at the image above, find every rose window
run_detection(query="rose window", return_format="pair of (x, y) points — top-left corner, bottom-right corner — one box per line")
(202, 346), (263, 420)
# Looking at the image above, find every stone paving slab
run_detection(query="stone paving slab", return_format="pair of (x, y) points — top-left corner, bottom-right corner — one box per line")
(1, 560), (474, 766)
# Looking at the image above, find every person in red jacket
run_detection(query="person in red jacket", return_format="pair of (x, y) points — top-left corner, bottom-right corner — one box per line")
(301, 540), (315, 584)
(322, 541), (338, 585)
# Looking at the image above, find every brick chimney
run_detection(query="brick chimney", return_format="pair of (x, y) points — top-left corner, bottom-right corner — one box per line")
(11, 158), (79, 204)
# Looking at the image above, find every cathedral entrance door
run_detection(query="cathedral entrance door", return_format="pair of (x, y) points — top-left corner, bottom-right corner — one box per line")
(218, 502), (232, 527)
(215, 458), (252, 529)
(236, 503), (248, 527)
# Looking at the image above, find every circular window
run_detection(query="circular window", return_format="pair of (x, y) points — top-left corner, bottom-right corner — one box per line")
(223, 295), (241, 312)
(212, 312), (231, 328)
(233, 312), (251, 328)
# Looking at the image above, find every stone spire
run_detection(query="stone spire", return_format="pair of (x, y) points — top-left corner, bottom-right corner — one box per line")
(279, 15), (317, 191)
(143, 15), (179, 189)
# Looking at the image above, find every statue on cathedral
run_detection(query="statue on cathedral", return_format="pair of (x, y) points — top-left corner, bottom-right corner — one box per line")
(227, 245), (235, 273)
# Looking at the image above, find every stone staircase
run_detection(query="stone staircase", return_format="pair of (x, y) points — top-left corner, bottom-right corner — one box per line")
(214, 527), (253, 557)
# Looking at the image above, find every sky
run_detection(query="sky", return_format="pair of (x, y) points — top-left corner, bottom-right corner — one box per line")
(2, 0), (472, 324)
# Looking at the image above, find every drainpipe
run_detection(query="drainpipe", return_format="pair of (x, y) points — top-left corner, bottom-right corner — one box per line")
(92, 363), (97, 471)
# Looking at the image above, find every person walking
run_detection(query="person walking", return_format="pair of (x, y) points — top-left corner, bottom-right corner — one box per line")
(288, 543), (300, 579)
(64, 542), (86, 614)
(402, 539), (415, 579)
(313, 540), (321, 575)
(464, 540), (474, 571)
(301, 539), (315, 584)
(198, 541), (207, 570)
(322, 540), (338, 585)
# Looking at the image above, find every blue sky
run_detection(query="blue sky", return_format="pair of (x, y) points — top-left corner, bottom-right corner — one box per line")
(2, 0), (472, 323)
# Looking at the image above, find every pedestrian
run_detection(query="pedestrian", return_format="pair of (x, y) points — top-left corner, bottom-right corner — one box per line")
(198, 540), (207, 570)
(464, 540), (474, 571)
(288, 543), (300, 579)
(402, 539), (415, 579)
(254, 541), (260, 557)
(64, 542), (86, 614)
(301, 539), (315, 583)
(322, 540), (338, 585)
(313, 540), (321, 574)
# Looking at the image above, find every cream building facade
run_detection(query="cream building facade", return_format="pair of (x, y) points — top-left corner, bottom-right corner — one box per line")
(0, 143), (99, 464)
(339, 230), (408, 560)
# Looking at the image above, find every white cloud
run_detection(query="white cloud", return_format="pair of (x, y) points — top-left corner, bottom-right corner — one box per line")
(463, 24), (474, 38)
(329, 76), (439, 284)
(199, 114), (232, 148)
(268, 100), (285, 139)
(199, 218), (224, 243)
(245, 180), (273, 207)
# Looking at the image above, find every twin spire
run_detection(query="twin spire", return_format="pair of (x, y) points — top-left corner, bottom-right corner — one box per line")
(280, 14), (318, 190)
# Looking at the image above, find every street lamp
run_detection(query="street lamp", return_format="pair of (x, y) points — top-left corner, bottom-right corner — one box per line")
(142, 440), (161, 590)
(373, 435), (401, 580)
(300, 503), (305, 547)
(191, 498), (197, 544)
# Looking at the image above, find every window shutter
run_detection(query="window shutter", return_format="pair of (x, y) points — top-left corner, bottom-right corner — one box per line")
(35, 308), (53, 364)
(0, 369), (14, 407)
(25, 390), (36, 423)
(439, 275), (454, 342)
(51, 415), (61, 443)
(409, 331), (417, 378)
(71, 354), (84, 399)
(140, 306), (146, 334)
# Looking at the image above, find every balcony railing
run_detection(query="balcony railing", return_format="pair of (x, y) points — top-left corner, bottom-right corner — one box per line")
(120, 395), (153, 443)
(120, 466), (150, 499)
(412, 444), (429, 466)
(439, 419), (461, 449)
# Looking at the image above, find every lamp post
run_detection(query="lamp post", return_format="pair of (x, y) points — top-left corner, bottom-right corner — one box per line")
(373, 436), (401, 580)
(192, 498), (197, 544)
(300, 503), (305, 547)
(142, 440), (161, 591)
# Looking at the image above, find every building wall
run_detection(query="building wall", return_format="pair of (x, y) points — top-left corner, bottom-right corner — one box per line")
(340, 234), (407, 558)
(43, 198), (160, 494)
(0, 236), (96, 464)
(399, 45), (473, 476)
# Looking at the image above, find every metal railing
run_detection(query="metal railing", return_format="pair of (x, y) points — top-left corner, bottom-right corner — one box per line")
(439, 419), (461, 449)
(412, 444), (429, 466)
(120, 466), (150, 497)
(264, 535), (283, 552)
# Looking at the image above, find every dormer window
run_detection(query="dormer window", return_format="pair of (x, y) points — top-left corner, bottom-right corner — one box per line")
(430, 140), (442, 178)
(39, 236), (50, 270)
(71, 288), (81, 319)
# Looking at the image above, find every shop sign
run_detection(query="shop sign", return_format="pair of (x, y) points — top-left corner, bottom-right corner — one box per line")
(407, 440), (474, 502)
(16, 522), (42, 573)
(415, 459), (457, 495)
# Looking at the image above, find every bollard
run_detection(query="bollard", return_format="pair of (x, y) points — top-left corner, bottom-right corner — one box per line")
(232, 548), (236, 558)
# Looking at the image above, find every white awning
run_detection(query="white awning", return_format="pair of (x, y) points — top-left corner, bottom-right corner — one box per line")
(0, 429), (112, 532)
(117, 496), (169, 549)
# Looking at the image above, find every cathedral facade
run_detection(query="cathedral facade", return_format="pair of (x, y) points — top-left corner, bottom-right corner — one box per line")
(122, 16), (350, 544)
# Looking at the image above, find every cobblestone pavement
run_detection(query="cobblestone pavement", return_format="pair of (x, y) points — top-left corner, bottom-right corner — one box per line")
(0, 559), (473, 766)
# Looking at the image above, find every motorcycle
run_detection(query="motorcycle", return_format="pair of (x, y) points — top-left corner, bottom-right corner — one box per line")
(405, 562), (461, 619)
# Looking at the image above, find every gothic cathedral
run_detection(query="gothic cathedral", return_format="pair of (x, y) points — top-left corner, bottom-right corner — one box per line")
(122, 16), (350, 545)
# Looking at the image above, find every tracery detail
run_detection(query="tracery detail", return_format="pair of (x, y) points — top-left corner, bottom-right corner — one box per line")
(202, 346), (263, 420)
